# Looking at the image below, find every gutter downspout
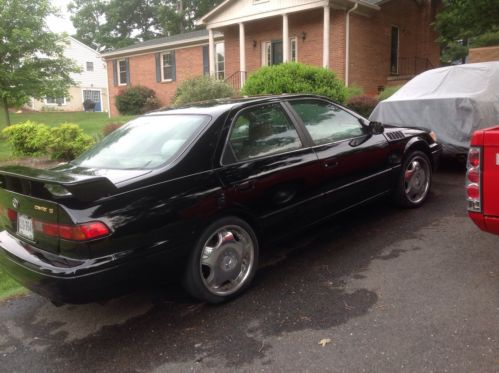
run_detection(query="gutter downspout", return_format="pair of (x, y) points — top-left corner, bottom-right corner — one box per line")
(345, 1), (358, 87)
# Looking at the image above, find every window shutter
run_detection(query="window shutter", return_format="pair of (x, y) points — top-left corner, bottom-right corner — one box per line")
(171, 50), (176, 81)
(202, 45), (209, 75)
(155, 53), (161, 82)
(112, 60), (118, 86)
(125, 58), (130, 85)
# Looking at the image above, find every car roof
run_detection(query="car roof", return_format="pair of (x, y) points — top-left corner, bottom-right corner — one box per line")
(146, 94), (330, 117)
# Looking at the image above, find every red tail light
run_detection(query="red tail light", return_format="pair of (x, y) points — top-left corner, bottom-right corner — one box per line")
(34, 221), (110, 241)
(466, 147), (481, 212)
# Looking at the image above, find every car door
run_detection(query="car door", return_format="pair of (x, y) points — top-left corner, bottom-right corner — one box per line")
(218, 102), (323, 235)
(285, 98), (392, 216)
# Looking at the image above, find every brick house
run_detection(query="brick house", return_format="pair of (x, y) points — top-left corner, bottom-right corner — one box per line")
(103, 0), (441, 117)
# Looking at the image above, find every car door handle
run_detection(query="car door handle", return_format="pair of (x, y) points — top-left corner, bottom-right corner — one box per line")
(323, 158), (339, 168)
(236, 181), (255, 192)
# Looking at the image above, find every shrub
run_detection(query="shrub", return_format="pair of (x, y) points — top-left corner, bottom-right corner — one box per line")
(116, 86), (161, 115)
(378, 85), (403, 101)
(471, 31), (499, 48)
(346, 85), (364, 100)
(48, 123), (95, 161)
(102, 122), (123, 136)
(2, 121), (51, 156)
(83, 99), (96, 111)
(241, 63), (348, 103)
(174, 76), (235, 107)
(346, 95), (380, 118)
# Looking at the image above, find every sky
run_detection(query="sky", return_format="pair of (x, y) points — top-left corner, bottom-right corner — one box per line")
(47, 0), (76, 34)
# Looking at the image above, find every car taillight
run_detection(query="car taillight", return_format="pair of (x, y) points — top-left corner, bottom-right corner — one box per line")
(466, 147), (481, 212)
(34, 221), (110, 241)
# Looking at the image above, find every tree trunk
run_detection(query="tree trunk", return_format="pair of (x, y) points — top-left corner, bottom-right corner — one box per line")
(2, 97), (10, 127)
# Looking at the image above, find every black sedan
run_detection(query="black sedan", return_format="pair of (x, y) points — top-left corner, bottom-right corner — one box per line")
(0, 95), (441, 304)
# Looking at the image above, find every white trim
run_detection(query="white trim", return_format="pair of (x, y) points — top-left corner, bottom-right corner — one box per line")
(160, 50), (174, 82)
(261, 37), (298, 66)
(117, 58), (128, 86)
(44, 97), (67, 106)
(215, 42), (225, 80)
(102, 34), (223, 59)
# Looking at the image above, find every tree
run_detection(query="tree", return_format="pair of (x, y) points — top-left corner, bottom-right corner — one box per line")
(0, 0), (79, 126)
(435, 0), (499, 63)
(68, 0), (224, 51)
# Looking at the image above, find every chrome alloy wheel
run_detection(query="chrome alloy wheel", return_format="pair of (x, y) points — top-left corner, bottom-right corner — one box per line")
(199, 225), (255, 296)
(404, 155), (431, 204)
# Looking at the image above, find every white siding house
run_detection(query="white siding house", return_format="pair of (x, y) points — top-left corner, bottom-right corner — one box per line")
(30, 36), (109, 112)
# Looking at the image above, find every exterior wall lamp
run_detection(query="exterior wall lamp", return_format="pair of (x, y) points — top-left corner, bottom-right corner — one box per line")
(301, 31), (307, 41)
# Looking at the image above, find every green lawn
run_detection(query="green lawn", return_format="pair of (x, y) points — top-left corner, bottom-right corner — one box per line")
(0, 112), (135, 161)
(0, 267), (26, 300)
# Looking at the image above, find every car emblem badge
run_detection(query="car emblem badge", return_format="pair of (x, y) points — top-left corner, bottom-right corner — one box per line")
(12, 198), (19, 209)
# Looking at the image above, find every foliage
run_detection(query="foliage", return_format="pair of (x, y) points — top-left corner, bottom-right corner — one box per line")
(102, 122), (123, 136)
(174, 76), (235, 106)
(346, 96), (379, 118)
(378, 85), (403, 101)
(241, 63), (348, 103)
(2, 122), (51, 156)
(83, 99), (96, 111)
(435, 0), (499, 62)
(2, 121), (95, 160)
(115, 86), (161, 115)
(0, 0), (80, 125)
(0, 267), (26, 300)
(346, 85), (363, 100)
(47, 124), (95, 160)
(68, 0), (224, 51)
(470, 30), (499, 48)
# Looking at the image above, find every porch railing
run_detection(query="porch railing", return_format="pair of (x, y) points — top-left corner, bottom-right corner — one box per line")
(225, 71), (247, 93)
(391, 57), (434, 77)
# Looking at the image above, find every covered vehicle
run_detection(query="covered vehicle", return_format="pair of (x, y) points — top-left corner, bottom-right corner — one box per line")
(370, 62), (499, 155)
(0, 95), (441, 305)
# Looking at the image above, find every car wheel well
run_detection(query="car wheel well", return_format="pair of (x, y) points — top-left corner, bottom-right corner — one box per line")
(405, 141), (433, 167)
(201, 210), (261, 239)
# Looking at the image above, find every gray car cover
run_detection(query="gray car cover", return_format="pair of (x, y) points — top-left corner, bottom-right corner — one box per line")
(370, 62), (499, 154)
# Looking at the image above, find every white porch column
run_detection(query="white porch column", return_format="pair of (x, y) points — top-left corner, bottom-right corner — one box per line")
(283, 14), (289, 63)
(208, 28), (216, 76)
(323, 6), (330, 68)
(239, 22), (246, 86)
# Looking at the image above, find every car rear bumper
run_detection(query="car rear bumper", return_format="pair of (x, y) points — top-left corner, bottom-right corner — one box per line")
(0, 230), (174, 304)
(469, 212), (499, 236)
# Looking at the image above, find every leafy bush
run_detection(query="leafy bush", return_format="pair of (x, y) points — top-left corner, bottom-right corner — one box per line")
(102, 122), (123, 136)
(48, 123), (95, 160)
(241, 63), (348, 103)
(346, 85), (364, 100)
(378, 85), (403, 101)
(2, 121), (51, 156)
(116, 86), (161, 115)
(174, 76), (235, 107)
(346, 96), (380, 118)
(471, 31), (499, 48)
(83, 99), (96, 111)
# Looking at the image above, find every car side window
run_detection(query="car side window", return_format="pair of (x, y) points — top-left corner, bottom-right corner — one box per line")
(226, 104), (302, 162)
(289, 100), (366, 145)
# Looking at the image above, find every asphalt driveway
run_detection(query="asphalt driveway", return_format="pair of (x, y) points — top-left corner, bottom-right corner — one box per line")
(0, 164), (498, 373)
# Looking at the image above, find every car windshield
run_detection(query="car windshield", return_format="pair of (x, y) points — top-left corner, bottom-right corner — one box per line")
(73, 114), (210, 170)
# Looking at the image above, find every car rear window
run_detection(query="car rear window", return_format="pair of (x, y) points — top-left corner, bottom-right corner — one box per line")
(73, 114), (210, 170)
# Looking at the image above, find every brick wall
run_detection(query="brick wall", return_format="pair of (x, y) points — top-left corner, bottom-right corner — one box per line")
(107, 45), (206, 116)
(349, 0), (440, 95)
(468, 46), (499, 63)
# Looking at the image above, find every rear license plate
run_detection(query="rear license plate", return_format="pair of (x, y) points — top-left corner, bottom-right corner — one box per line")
(18, 213), (34, 240)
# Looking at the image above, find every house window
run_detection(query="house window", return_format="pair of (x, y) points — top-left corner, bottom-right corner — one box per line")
(215, 42), (225, 80)
(86, 62), (94, 72)
(161, 51), (174, 81)
(45, 97), (66, 105)
(118, 59), (128, 85)
(262, 37), (297, 66)
(390, 26), (399, 74)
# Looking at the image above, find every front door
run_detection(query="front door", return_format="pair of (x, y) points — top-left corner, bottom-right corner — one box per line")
(83, 90), (102, 112)
(219, 102), (322, 235)
(286, 98), (392, 216)
(271, 41), (283, 65)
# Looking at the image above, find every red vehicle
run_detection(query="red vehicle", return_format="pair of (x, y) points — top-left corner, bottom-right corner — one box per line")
(467, 126), (499, 234)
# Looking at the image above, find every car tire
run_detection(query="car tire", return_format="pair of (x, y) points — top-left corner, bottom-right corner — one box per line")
(183, 216), (259, 304)
(393, 150), (432, 208)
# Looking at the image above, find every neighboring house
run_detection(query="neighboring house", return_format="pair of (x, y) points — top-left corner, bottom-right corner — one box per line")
(29, 36), (109, 113)
(468, 46), (499, 63)
(103, 0), (440, 117)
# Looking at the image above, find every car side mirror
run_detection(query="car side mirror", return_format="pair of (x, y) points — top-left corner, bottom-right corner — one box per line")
(369, 121), (384, 135)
